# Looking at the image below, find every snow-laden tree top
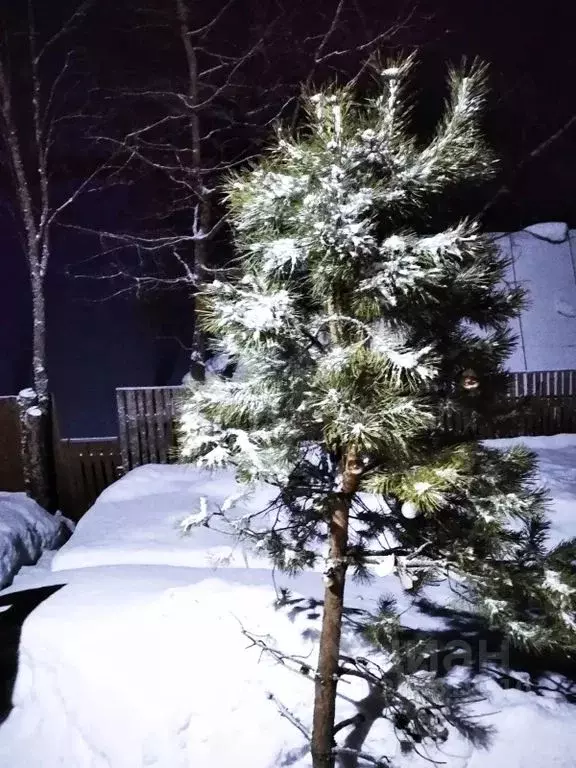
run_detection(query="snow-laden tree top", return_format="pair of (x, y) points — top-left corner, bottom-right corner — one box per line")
(179, 57), (576, 667)
(181, 56), (520, 483)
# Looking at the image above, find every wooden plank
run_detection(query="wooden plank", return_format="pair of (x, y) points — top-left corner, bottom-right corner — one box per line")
(65, 439), (85, 519)
(140, 389), (152, 465)
(562, 370), (570, 398)
(116, 389), (130, 475)
(133, 389), (145, 465)
(125, 389), (141, 470)
(76, 444), (93, 507)
(140, 389), (151, 464)
(0, 396), (24, 492)
(162, 388), (171, 463)
(79, 448), (94, 511)
(144, 388), (158, 463)
(101, 440), (120, 485)
(154, 388), (168, 464)
(90, 442), (107, 493)
(168, 387), (182, 460)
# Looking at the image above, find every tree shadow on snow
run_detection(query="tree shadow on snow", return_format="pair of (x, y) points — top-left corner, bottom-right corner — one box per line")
(0, 585), (65, 725)
(409, 596), (576, 699)
(274, 591), (576, 767)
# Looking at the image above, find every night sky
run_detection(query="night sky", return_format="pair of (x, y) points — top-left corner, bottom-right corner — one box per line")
(1, 0), (576, 434)
(78, 0), (576, 230)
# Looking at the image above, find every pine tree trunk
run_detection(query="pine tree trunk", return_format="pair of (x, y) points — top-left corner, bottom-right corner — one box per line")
(312, 451), (359, 768)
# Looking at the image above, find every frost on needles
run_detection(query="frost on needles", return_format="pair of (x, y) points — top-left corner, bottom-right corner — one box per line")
(178, 56), (576, 765)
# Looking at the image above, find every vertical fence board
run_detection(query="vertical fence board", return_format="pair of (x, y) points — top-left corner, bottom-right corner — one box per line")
(116, 389), (129, 474)
(0, 396), (25, 492)
(56, 437), (121, 520)
(144, 389), (158, 463)
(125, 389), (141, 469)
(154, 388), (168, 464)
(140, 389), (152, 465)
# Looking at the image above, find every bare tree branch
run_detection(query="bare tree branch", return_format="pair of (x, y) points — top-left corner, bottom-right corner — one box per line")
(480, 112), (576, 218)
(266, 691), (311, 740)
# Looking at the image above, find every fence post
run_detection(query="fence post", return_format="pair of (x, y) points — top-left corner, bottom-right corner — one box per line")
(17, 388), (56, 511)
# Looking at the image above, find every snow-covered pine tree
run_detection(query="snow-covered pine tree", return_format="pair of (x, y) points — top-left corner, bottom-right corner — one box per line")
(179, 57), (576, 767)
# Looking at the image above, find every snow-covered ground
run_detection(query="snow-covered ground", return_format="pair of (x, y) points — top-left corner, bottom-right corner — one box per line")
(50, 464), (279, 573)
(0, 493), (68, 589)
(1, 436), (576, 767)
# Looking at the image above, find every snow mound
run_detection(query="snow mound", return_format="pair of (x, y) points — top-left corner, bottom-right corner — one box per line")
(0, 493), (67, 589)
(51, 464), (279, 573)
(2, 437), (576, 766)
(0, 569), (319, 768)
(523, 222), (569, 243)
(1, 569), (576, 767)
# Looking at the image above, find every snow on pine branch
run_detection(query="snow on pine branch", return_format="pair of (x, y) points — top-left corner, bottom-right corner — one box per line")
(205, 276), (296, 345)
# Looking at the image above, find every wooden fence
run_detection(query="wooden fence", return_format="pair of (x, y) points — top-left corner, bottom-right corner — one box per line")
(115, 371), (576, 472)
(55, 437), (121, 520)
(443, 370), (576, 438)
(0, 396), (24, 492)
(116, 386), (184, 472)
(0, 396), (120, 519)
(509, 370), (576, 397)
(2, 369), (576, 520)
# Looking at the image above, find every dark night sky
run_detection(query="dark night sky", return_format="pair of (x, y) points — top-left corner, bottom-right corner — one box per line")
(416, 0), (576, 229)
(5, 0), (576, 227)
(80, 0), (576, 229)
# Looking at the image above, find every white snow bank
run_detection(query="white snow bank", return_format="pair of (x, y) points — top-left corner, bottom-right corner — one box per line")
(2, 564), (576, 768)
(0, 493), (67, 589)
(0, 568), (317, 768)
(51, 464), (279, 573)
(53, 435), (576, 575)
(2, 436), (576, 767)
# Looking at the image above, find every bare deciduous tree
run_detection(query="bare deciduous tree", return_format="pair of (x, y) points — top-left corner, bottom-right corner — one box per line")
(0, 0), (113, 505)
(76, 0), (420, 381)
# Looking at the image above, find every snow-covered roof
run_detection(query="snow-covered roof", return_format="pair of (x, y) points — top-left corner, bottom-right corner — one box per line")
(495, 223), (576, 372)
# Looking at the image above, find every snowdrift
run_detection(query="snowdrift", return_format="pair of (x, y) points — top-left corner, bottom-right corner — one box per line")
(1, 436), (576, 766)
(0, 493), (67, 589)
(50, 464), (279, 573)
